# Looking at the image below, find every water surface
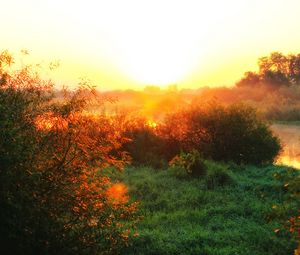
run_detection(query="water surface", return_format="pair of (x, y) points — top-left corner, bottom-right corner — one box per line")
(272, 123), (300, 169)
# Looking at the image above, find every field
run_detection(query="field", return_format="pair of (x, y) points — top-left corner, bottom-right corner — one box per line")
(104, 162), (299, 255)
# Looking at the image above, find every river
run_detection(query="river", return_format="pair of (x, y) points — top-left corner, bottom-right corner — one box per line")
(272, 123), (300, 169)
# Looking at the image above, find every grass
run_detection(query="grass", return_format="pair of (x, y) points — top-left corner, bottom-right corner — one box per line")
(108, 162), (299, 255)
(273, 121), (300, 126)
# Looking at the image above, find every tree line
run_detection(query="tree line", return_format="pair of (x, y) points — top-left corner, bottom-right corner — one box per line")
(237, 52), (300, 87)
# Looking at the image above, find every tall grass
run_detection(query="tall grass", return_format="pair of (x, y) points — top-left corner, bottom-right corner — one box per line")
(115, 162), (298, 255)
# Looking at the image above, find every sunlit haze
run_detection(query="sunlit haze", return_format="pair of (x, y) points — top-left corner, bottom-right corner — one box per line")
(2, 0), (300, 89)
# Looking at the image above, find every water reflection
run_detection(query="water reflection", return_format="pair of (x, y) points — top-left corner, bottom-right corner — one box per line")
(272, 124), (300, 169)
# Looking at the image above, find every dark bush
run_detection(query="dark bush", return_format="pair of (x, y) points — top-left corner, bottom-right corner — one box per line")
(124, 102), (281, 166)
(164, 103), (281, 165)
(121, 118), (168, 168)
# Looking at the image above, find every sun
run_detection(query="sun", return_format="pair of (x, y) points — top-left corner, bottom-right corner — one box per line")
(117, 36), (199, 85)
(107, 1), (207, 86)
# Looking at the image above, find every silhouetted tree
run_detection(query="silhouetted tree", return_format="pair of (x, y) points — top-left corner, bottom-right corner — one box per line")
(237, 52), (300, 87)
(236, 71), (261, 87)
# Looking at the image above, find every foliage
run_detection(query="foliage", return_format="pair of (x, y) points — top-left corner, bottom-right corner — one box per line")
(158, 110), (187, 160)
(120, 116), (167, 168)
(0, 50), (139, 255)
(236, 52), (300, 87)
(271, 167), (300, 251)
(163, 102), (281, 165)
(169, 151), (207, 178)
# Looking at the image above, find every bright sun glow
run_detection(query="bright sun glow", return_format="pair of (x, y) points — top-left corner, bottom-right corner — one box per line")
(115, 20), (202, 85)
(120, 41), (197, 85)
(107, 0), (208, 86)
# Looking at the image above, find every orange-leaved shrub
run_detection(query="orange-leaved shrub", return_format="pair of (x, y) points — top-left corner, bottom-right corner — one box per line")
(0, 50), (139, 255)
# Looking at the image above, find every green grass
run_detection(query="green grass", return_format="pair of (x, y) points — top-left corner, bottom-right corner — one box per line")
(273, 120), (300, 125)
(110, 162), (299, 255)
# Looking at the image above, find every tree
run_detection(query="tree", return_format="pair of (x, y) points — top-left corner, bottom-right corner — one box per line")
(258, 52), (289, 75)
(288, 54), (300, 85)
(236, 52), (300, 87)
(236, 71), (261, 87)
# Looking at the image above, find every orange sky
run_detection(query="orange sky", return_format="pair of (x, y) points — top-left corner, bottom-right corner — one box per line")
(2, 0), (300, 90)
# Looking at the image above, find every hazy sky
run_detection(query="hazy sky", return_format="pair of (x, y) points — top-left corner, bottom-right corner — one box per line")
(1, 0), (300, 90)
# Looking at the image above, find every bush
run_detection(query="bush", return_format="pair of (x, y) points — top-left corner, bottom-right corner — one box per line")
(0, 51), (139, 255)
(121, 117), (167, 168)
(169, 151), (207, 178)
(189, 103), (281, 164)
(122, 102), (281, 167)
(164, 102), (281, 165)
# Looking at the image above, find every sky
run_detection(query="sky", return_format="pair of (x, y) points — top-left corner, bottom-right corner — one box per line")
(1, 0), (300, 90)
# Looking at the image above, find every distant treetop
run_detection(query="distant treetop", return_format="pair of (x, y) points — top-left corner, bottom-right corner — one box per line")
(236, 52), (300, 87)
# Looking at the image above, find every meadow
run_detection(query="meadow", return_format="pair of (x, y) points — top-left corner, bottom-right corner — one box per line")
(118, 163), (298, 255)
